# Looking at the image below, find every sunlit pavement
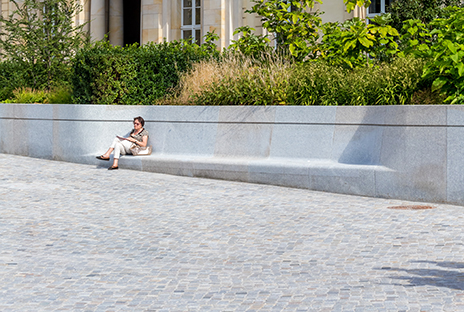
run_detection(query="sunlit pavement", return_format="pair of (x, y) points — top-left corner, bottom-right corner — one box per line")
(1, 153), (464, 311)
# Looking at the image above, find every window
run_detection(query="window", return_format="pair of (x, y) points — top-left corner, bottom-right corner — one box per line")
(182, 0), (201, 45)
(367, 0), (391, 17)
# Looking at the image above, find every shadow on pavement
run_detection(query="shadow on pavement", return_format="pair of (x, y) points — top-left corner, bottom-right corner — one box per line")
(379, 261), (464, 290)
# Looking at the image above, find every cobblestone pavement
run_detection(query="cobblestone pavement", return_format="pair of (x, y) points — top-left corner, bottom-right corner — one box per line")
(1, 153), (464, 311)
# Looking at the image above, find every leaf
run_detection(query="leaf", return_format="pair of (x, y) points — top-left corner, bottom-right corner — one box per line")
(446, 41), (457, 54)
(292, 14), (298, 24)
(289, 44), (296, 56)
(407, 26), (418, 35)
(432, 78), (447, 92)
(458, 63), (464, 77)
(344, 1), (356, 13)
(358, 36), (373, 48)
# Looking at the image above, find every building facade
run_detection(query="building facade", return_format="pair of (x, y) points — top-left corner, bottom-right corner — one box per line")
(1, 0), (367, 48)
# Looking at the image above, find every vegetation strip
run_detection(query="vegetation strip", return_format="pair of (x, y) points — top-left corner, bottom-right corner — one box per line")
(0, 0), (463, 105)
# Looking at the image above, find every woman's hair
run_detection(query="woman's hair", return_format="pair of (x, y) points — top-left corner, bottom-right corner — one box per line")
(134, 116), (145, 127)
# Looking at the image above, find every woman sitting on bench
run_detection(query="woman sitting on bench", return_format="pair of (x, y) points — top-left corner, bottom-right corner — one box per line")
(96, 116), (149, 170)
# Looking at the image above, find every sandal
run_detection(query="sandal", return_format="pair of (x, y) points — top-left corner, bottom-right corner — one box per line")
(108, 166), (119, 170)
(96, 155), (110, 161)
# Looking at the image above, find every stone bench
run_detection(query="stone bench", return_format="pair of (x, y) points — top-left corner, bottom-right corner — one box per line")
(1, 104), (463, 205)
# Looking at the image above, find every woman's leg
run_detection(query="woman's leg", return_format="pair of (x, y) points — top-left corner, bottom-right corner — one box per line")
(111, 140), (133, 168)
(101, 138), (121, 158)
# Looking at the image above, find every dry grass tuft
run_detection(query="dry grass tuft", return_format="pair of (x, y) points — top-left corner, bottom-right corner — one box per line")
(172, 53), (294, 105)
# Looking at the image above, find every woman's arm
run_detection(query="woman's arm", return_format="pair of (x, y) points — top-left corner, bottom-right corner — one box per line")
(129, 135), (148, 147)
(138, 135), (148, 147)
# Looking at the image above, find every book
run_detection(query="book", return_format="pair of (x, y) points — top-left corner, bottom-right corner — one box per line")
(116, 135), (129, 141)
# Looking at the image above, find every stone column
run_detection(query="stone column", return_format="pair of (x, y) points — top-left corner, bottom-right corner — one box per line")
(162, 0), (171, 41)
(224, 0), (242, 45)
(109, 0), (123, 46)
(90, 0), (106, 41)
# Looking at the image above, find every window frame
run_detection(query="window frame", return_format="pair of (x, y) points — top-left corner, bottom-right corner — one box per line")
(181, 0), (202, 45)
(366, 0), (391, 18)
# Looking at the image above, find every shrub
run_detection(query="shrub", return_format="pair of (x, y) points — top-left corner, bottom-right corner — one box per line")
(175, 53), (293, 105)
(0, 0), (88, 90)
(0, 61), (26, 101)
(388, 0), (463, 34)
(8, 87), (73, 104)
(12, 88), (48, 103)
(289, 57), (426, 105)
(227, 26), (272, 59)
(72, 39), (219, 105)
(399, 7), (464, 103)
(319, 15), (399, 68)
(174, 54), (427, 105)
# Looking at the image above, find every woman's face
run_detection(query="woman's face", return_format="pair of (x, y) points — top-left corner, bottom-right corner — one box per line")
(133, 119), (142, 131)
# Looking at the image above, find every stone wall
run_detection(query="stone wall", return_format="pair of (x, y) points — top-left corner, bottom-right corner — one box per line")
(2, 104), (460, 206)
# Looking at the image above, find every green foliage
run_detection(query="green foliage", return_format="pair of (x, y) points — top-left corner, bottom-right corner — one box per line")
(288, 56), (426, 105)
(0, 0), (88, 90)
(247, 0), (323, 60)
(7, 87), (72, 104)
(401, 7), (464, 103)
(0, 61), (26, 101)
(344, 0), (371, 13)
(319, 15), (399, 68)
(398, 19), (431, 55)
(187, 55), (292, 105)
(12, 88), (47, 104)
(46, 87), (73, 104)
(388, 0), (463, 34)
(228, 26), (272, 59)
(178, 55), (426, 105)
(72, 38), (218, 105)
(202, 30), (221, 56)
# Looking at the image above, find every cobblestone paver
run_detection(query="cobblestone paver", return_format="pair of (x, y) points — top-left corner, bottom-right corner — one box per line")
(1, 153), (464, 311)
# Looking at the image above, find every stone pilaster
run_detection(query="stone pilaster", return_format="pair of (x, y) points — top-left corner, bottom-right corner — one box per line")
(109, 0), (123, 46)
(90, 0), (106, 41)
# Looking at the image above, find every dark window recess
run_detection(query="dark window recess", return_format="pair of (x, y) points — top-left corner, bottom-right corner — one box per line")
(123, 0), (141, 46)
(368, 0), (381, 13)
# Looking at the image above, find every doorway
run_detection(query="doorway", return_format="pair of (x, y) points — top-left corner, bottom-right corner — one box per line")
(123, 0), (141, 46)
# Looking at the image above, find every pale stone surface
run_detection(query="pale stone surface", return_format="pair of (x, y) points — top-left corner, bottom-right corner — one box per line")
(2, 153), (464, 311)
(1, 104), (463, 206)
(376, 126), (447, 202)
(446, 107), (464, 204)
(90, 0), (106, 41)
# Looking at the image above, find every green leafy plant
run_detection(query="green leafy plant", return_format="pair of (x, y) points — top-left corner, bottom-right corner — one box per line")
(388, 0), (463, 34)
(246, 0), (323, 60)
(288, 56), (425, 105)
(0, 0), (89, 90)
(9, 87), (73, 104)
(228, 26), (272, 59)
(319, 14), (399, 68)
(401, 7), (464, 103)
(343, 0), (372, 13)
(201, 30), (221, 57)
(0, 61), (26, 101)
